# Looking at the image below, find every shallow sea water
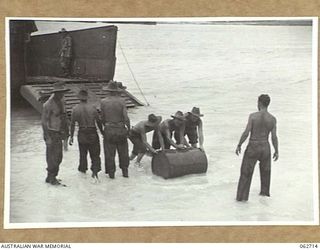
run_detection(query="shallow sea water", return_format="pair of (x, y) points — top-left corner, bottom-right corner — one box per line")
(9, 22), (316, 224)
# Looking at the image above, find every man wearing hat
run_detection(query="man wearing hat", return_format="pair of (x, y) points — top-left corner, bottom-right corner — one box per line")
(69, 88), (103, 179)
(100, 81), (131, 179)
(59, 28), (72, 77)
(152, 111), (187, 150)
(175, 107), (205, 151)
(41, 82), (70, 185)
(129, 114), (165, 167)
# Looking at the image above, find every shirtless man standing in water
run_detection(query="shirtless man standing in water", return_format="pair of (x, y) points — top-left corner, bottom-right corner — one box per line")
(235, 94), (279, 201)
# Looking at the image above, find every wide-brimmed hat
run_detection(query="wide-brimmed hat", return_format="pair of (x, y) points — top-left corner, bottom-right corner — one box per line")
(59, 28), (68, 33)
(146, 114), (162, 126)
(188, 107), (204, 118)
(171, 111), (186, 121)
(102, 81), (123, 92)
(77, 88), (88, 100)
(47, 82), (70, 94)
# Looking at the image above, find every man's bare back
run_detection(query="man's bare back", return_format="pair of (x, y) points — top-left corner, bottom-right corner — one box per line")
(249, 111), (276, 141)
(236, 94), (278, 161)
(129, 115), (164, 161)
(133, 121), (157, 134)
(235, 94), (279, 201)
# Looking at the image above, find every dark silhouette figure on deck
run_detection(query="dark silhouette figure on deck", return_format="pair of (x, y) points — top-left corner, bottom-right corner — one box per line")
(235, 94), (279, 201)
(59, 28), (72, 77)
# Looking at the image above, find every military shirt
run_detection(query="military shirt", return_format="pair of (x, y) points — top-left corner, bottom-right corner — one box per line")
(100, 96), (128, 124)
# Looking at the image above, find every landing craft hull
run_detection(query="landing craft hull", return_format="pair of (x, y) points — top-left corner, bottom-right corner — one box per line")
(26, 25), (118, 80)
(9, 22), (143, 111)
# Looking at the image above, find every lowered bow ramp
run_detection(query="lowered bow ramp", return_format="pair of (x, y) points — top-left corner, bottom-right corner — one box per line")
(20, 79), (144, 116)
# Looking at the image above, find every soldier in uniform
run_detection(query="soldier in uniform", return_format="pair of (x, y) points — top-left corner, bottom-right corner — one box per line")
(59, 28), (72, 77)
(41, 82), (70, 185)
(69, 88), (103, 179)
(101, 81), (131, 179)
(235, 94), (279, 201)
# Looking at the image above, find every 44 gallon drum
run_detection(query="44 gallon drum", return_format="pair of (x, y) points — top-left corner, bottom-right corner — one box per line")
(151, 148), (208, 179)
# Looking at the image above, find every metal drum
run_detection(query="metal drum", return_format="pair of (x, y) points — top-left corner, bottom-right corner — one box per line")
(151, 148), (208, 179)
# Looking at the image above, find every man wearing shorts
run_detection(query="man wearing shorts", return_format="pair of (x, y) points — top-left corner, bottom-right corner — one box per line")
(129, 114), (165, 167)
(235, 94), (279, 201)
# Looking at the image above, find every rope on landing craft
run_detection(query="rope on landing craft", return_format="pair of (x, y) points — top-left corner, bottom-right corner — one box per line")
(118, 40), (150, 106)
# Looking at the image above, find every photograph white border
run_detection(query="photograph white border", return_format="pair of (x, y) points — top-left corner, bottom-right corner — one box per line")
(4, 16), (319, 229)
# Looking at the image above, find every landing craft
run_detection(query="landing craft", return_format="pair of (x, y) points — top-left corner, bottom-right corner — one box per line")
(9, 20), (144, 116)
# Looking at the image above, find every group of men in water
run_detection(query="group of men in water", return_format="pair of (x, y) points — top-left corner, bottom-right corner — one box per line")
(41, 80), (278, 202)
(41, 81), (205, 183)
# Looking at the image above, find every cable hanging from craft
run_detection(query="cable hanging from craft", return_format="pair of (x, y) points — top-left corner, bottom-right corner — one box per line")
(118, 40), (150, 106)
